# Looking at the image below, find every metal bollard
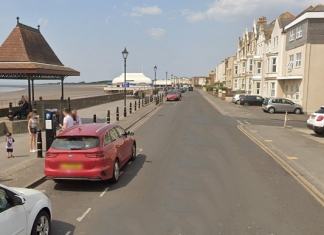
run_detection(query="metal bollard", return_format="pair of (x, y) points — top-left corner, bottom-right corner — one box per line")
(37, 129), (43, 158)
(107, 110), (110, 124)
(93, 114), (97, 123)
(33, 101), (37, 114)
(134, 101), (137, 111)
(138, 99), (140, 109)
(142, 98), (144, 107)
(130, 102), (132, 114)
(116, 107), (119, 121)
(68, 97), (71, 112)
(8, 102), (13, 121)
(124, 106), (127, 117)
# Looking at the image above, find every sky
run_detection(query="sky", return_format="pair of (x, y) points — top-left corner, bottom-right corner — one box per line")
(0, 0), (321, 85)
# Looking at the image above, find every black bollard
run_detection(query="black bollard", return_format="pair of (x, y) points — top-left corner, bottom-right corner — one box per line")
(68, 97), (71, 112)
(142, 98), (144, 107)
(130, 102), (132, 114)
(8, 102), (13, 121)
(33, 101), (37, 114)
(37, 129), (43, 158)
(124, 106), (127, 117)
(93, 114), (97, 123)
(134, 101), (137, 111)
(116, 107), (119, 121)
(138, 99), (140, 109)
(107, 110), (110, 124)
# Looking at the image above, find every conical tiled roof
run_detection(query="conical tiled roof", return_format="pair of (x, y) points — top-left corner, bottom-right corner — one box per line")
(0, 23), (63, 66)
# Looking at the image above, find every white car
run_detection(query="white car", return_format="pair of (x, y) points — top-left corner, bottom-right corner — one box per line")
(232, 94), (246, 104)
(0, 184), (52, 235)
(306, 106), (324, 134)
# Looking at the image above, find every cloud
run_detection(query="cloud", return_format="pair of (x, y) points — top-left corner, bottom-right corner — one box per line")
(38, 18), (49, 27)
(182, 0), (321, 22)
(131, 6), (163, 17)
(147, 28), (166, 40)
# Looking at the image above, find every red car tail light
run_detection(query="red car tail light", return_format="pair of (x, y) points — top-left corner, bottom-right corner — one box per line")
(317, 116), (324, 121)
(85, 151), (104, 158)
(46, 153), (58, 158)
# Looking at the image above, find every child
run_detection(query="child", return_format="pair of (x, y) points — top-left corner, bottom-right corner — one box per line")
(5, 132), (14, 158)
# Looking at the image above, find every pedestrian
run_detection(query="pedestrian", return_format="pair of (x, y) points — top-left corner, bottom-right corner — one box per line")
(12, 95), (29, 119)
(5, 132), (14, 158)
(71, 109), (82, 125)
(28, 112), (38, 152)
(59, 108), (73, 131)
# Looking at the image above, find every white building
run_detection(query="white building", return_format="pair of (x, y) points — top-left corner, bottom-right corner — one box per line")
(110, 73), (152, 87)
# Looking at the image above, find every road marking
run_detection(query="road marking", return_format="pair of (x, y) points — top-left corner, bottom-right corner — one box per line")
(238, 125), (324, 207)
(99, 187), (109, 197)
(128, 161), (132, 165)
(65, 232), (71, 235)
(174, 102), (178, 106)
(76, 208), (91, 222)
(265, 140), (273, 142)
(251, 130), (257, 133)
(119, 171), (124, 176)
(237, 120), (243, 125)
(244, 120), (250, 125)
(287, 156), (298, 160)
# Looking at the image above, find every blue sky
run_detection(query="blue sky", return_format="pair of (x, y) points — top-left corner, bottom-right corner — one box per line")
(0, 0), (321, 84)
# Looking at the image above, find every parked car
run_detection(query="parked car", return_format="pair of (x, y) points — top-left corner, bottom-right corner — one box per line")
(45, 124), (136, 183)
(174, 89), (182, 97)
(232, 94), (246, 104)
(262, 97), (303, 114)
(0, 184), (52, 235)
(180, 87), (186, 93)
(188, 86), (193, 91)
(239, 95), (264, 106)
(166, 91), (180, 101)
(307, 106), (324, 134)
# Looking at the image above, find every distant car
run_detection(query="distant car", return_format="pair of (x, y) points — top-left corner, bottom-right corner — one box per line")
(166, 91), (180, 101)
(45, 124), (136, 183)
(232, 94), (246, 104)
(262, 98), (303, 114)
(180, 87), (186, 93)
(188, 87), (193, 91)
(307, 106), (324, 134)
(0, 184), (52, 235)
(174, 89), (182, 97)
(239, 95), (264, 106)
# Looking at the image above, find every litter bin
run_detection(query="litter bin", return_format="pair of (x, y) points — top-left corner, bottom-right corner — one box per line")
(222, 91), (226, 100)
(44, 109), (59, 151)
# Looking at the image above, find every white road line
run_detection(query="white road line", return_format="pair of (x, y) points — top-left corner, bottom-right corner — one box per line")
(119, 171), (124, 176)
(99, 187), (109, 197)
(139, 148), (143, 152)
(65, 232), (71, 235)
(128, 161), (132, 165)
(76, 208), (91, 222)
(244, 120), (250, 125)
(237, 120), (243, 125)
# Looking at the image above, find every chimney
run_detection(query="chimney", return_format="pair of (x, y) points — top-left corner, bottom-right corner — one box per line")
(258, 16), (267, 25)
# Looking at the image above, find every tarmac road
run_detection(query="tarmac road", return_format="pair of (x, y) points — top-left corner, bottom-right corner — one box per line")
(36, 90), (324, 235)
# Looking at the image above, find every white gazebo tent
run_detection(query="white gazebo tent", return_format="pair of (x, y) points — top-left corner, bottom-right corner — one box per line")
(111, 73), (152, 87)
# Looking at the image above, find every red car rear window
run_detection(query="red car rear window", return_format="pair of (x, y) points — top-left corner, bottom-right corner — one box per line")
(51, 136), (100, 150)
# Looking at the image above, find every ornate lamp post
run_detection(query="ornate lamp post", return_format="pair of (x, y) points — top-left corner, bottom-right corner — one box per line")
(122, 48), (129, 117)
(154, 65), (157, 94)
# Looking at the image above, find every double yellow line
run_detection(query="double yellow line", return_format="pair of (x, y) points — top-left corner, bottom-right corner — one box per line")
(238, 125), (324, 206)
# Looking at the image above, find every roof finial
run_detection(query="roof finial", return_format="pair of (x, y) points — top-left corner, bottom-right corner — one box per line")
(38, 25), (40, 31)
(16, 16), (20, 25)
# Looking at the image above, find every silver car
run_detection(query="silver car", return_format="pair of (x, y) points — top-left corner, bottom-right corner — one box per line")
(262, 97), (303, 114)
(232, 94), (246, 104)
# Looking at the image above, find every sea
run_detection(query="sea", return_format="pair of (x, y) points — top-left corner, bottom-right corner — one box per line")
(0, 86), (25, 93)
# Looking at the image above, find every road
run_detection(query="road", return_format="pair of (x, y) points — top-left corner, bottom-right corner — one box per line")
(36, 90), (324, 235)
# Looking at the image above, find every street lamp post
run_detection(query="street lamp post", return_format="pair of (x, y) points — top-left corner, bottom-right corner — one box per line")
(171, 74), (173, 87)
(122, 47), (129, 117)
(154, 65), (157, 95)
(165, 71), (168, 90)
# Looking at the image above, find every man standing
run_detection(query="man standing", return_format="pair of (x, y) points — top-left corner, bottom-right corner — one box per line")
(60, 108), (73, 131)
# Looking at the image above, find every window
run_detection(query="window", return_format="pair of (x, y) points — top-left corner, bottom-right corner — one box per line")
(272, 58), (277, 73)
(103, 131), (112, 147)
(51, 136), (100, 150)
(234, 79), (238, 89)
(235, 66), (238, 75)
(289, 30), (295, 42)
(296, 26), (302, 39)
(248, 78), (252, 90)
(256, 82), (260, 95)
(249, 59), (253, 71)
(287, 55), (294, 69)
(257, 62), (261, 74)
(241, 79), (245, 89)
(115, 126), (126, 137)
(109, 128), (119, 142)
(242, 62), (246, 73)
(296, 53), (302, 68)
(290, 85), (294, 97)
(296, 84), (300, 100)
(270, 82), (276, 97)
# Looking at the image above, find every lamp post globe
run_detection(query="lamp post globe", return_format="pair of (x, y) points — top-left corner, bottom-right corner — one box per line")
(122, 47), (129, 117)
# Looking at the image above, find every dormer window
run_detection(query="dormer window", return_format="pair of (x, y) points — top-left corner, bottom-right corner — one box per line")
(289, 30), (295, 42)
(296, 26), (302, 39)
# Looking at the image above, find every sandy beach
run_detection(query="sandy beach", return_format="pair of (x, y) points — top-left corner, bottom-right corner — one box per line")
(0, 84), (106, 108)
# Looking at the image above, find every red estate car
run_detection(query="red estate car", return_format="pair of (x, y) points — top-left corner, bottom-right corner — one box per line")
(166, 91), (180, 101)
(45, 124), (136, 183)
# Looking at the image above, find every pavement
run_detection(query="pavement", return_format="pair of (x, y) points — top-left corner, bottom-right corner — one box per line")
(26, 89), (324, 234)
(0, 97), (158, 188)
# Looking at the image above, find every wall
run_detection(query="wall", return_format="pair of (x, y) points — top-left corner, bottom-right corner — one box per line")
(307, 18), (324, 44)
(286, 20), (308, 51)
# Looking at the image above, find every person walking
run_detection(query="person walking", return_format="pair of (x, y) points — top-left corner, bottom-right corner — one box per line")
(60, 108), (73, 131)
(28, 112), (38, 152)
(71, 109), (82, 125)
(5, 132), (14, 158)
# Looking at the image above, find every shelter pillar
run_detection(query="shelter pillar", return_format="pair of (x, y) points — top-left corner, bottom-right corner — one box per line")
(61, 77), (64, 100)
(31, 79), (35, 102)
(27, 78), (32, 112)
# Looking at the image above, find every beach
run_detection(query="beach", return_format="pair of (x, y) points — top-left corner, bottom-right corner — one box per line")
(0, 84), (106, 108)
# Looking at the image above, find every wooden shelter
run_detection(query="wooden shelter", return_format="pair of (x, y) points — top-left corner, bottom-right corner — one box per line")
(0, 17), (80, 109)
